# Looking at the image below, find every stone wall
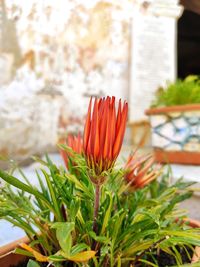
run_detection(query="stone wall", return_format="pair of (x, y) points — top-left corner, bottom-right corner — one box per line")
(0, 0), (134, 161)
(0, 73), (69, 161)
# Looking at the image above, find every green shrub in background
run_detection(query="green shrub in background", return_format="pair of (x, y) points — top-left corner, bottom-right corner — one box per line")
(152, 76), (200, 107)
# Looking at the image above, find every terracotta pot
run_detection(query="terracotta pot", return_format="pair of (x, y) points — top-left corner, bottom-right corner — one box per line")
(184, 218), (200, 263)
(146, 104), (200, 165)
(1, 221), (200, 266)
(0, 236), (29, 267)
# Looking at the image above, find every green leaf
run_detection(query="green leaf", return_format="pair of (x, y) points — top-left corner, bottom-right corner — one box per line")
(0, 169), (55, 213)
(100, 192), (113, 235)
(51, 222), (75, 256)
(111, 211), (126, 249)
(27, 259), (40, 267)
(71, 243), (90, 255)
(161, 236), (200, 247)
(41, 169), (62, 221)
(138, 211), (160, 226)
(184, 75), (198, 82)
(172, 262), (200, 267)
(139, 259), (158, 267)
(31, 156), (48, 166)
(65, 174), (93, 199)
(14, 248), (33, 257)
(69, 199), (80, 221)
(68, 250), (96, 262)
(123, 240), (154, 257)
(117, 255), (121, 267)
(89, 231), (109, 243)
(173, 177), (196, 190)
(48, 254), (66, 262)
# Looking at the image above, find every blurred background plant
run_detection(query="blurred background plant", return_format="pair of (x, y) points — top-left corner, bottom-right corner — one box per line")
(152, 75), (200, 107)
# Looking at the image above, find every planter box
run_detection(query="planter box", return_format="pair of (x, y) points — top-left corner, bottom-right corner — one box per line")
(146, 104), (200, 164)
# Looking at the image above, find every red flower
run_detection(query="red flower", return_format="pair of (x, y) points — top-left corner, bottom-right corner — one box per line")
(124, 153), (160, 189)
(59, 133), (83, 169)
(83, 96), (128, 176)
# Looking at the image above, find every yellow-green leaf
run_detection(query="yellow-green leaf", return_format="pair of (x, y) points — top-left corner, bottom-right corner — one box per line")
(68, 251), (96, 262)
(19, 243), (48, 262)
(51, 222), (75, 257)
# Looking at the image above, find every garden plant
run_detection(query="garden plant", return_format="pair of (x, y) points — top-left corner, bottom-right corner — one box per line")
(152, 75), (200, 107)
(0, 96), (200, 267)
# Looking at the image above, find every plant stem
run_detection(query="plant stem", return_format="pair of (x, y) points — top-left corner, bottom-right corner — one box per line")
(93, 184), (100, 234)
(61, 203), (67, 221)
(92, 184), (101, 256)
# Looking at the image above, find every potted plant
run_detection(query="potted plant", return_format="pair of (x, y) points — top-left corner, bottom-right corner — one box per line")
(146, 75), (200, 164)
(0, 96), (200, 267)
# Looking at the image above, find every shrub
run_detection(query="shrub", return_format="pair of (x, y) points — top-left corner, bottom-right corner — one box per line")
(152, 75), (200, 107)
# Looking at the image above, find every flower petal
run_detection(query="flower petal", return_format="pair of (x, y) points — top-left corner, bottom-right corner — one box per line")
(113, 102), (128, 158)
(90, 98), (100, 160)
(83, 97), (92, 153)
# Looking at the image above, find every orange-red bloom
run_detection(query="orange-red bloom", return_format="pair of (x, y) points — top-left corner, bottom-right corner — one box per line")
(124, 153), (160, 189)
(83, 96), (128, 176)
(59, 133), (83, 169)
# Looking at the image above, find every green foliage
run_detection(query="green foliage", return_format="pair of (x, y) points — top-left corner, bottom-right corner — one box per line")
(27, 260), (40, 267)
(52, 222), (75, 257)
(0, 152), (200, 267)
(152, 75), (200, 107)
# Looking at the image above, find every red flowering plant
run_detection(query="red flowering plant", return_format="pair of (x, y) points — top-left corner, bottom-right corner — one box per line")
(83, 97), (128, 178)
(59, 133), (83, 173)
(0, 96), (200, 267)
(124, 152), (161, 190)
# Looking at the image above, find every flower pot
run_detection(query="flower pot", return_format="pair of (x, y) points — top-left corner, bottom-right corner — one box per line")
(184, 218), (200, 263)
(146, 104), (200, 164)
(1, 219), (200, 267)
(0, 236), (29, 267)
